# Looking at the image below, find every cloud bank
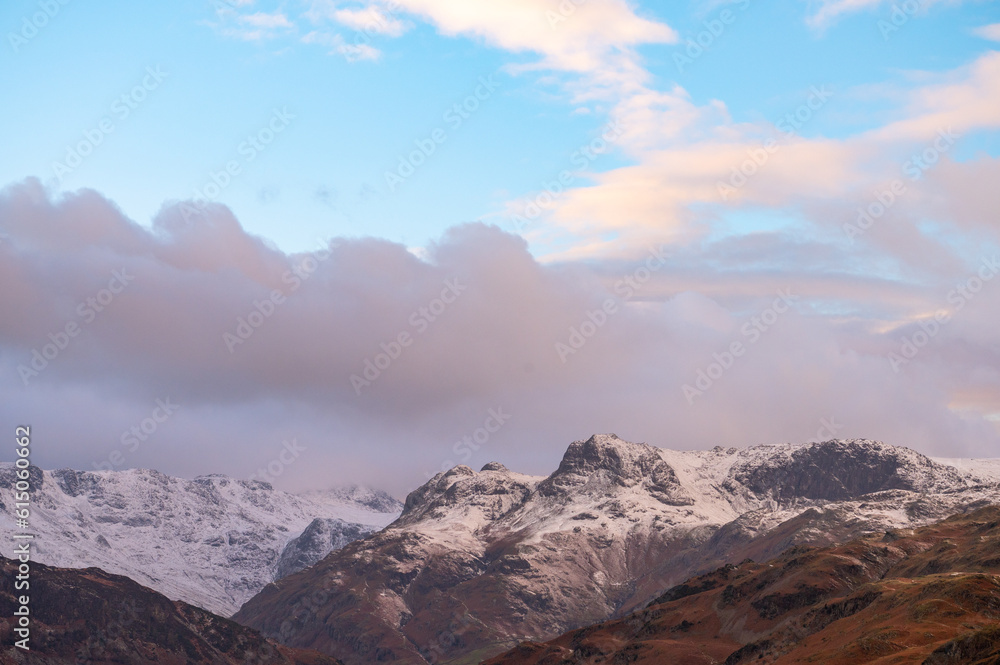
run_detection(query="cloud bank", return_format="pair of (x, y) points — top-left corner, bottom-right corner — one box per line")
(1, 179), (997, 495)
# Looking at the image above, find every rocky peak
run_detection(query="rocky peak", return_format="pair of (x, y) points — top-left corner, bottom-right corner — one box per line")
(726, 438), (967, 502)
(398, 462), (538, 525)
(316, 484), (404, 513)
(0, 463), (44, 490)
(273, 518), (378, 580)
(398, 466), (470, 518)
(537, 434), (693, 505)
(53, 468), (91, 497)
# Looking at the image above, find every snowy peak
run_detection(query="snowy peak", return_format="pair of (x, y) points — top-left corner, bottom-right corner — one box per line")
(398, 462), (536, 526)
(301, 485), (403, 513)
(538, 433), (694, 506)
(274, 518), (379, 580)
(396, 436), (976, 535)
(723, 438), (968, 503)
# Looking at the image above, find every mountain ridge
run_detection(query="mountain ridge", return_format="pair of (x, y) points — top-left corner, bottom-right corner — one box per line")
(0, 555), (344, 665)
(0, 464), (402, 616)
(234, 435), (1000, 664)
(484, 504), (1000, 665)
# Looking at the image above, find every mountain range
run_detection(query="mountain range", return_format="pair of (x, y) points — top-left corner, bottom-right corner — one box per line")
(4, 435), (1000, 665)
(234, 435), (1000, 664)
(0, 465), (402, 616)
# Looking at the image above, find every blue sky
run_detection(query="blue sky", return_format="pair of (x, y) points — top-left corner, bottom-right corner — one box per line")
(2, 0), (1000, 491)
(2, 0), (997, 255)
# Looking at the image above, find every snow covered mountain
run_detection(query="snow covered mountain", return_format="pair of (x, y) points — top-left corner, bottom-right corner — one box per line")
(0, 465), (401, 616)
(275, 517), (379, 580)
(235, 435), (1000, 665)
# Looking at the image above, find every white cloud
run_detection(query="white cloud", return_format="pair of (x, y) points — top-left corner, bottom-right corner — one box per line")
(973, 23), (1000, 41)
(525, 51), (1000, 259)
(302, 29), (383, 61)
(297, 0), (677, 79)
(239, 11), (293, 28)
(804, 0), (949, 29)
(390, 0), (676, 86)
(805, 0), (883, 28)
(332, 6), (408, 36)
(210, 8), (295, 41)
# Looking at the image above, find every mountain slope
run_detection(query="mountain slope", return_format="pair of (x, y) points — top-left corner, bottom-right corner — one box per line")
(234, 435), (1000, 664)
(0, 556), (343, 665)
(0, 466), (401, 616)
(275, 518), (378, 579)
(484, 505), (1000, 665)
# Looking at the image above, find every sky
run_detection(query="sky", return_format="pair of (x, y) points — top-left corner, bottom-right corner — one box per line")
(1, 0), (999, 496)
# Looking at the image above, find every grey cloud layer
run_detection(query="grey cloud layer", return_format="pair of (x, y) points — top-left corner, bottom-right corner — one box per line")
(1, 178), (997, 495)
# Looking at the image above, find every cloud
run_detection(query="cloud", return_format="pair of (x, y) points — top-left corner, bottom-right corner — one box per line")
(804, 0), (947, 29)
(302, 30), (383, 61)
(522, 51), (1000, 259)
(868, 51), (1000, 141)
(1, 180), (998, 494)
(240, 11), (293, 29)
(805, 0), (884, 28)
(389, 0), (676, 80)
(217, 0), (676, 79)
(331, 6), (408, 36)
(973, 23), (1000, 42)
(211, 8), (297, 41)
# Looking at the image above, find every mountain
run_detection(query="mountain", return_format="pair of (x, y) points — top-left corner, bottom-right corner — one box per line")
(0, 556), (343, 665)
(484, 504), (1000, 665)
(275, 518), (377, 580)
(233, 435), (1000, 665)
(0, 466), (401, 616)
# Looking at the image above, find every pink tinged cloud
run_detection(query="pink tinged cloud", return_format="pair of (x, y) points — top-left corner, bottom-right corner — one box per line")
(0, 180), (998, 493)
